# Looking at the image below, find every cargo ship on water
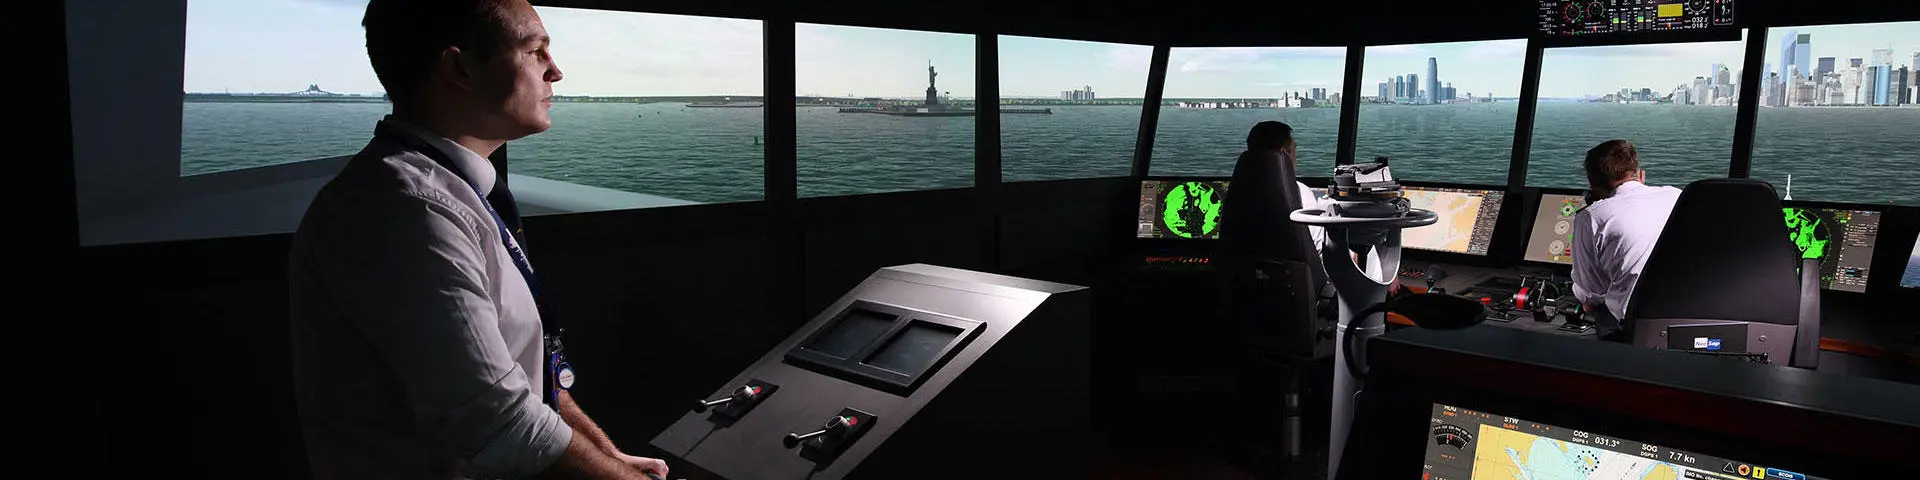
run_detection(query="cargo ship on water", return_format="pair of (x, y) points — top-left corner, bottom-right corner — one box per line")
(838, 63), (1052, 116)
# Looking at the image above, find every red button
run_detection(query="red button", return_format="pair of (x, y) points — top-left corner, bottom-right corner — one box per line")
(845, 416), (857, 426)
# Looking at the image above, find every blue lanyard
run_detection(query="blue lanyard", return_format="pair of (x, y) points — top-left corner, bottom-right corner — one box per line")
(374, 123), (567, 407)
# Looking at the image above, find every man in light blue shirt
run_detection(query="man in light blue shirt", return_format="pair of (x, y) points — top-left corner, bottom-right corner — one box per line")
(1571, 140), (1682, 330)
(289, 1), (664, 478)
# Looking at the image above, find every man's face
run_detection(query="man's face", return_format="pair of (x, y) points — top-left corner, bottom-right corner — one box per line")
(468, 1), (563, 140)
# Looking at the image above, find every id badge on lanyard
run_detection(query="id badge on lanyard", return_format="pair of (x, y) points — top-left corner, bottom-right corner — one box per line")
(374, 123), (574, 409)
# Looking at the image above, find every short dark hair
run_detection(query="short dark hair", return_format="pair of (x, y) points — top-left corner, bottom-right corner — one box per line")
(363, 0), (519, 105)
(1584, 139), (1639, 199)
(1246, 121), (1294, 152)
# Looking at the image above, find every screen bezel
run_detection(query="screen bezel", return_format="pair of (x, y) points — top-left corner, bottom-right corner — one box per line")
(1347, 335), (1902, 480)
(1781, 200), (1883, 295)
(1300, 179), (1520, 267)
(784, 300), (984, 396)
(1136, 176), (1233, 241)
(1520, 187), (1589, 268)
(1396, 183), (1511, 257)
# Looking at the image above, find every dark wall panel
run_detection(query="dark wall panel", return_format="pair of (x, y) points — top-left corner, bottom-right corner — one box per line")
(802, 217), (997, 318)
(536, 235), (782, 450)
(997, 178), (1136, 285)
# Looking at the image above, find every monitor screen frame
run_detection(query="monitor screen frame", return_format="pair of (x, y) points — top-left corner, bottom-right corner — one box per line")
(1346, 330), (1903, 480)
(785, 300), (984, 396)
(1136, 176), (1233, 241)
(1395, 184), (1509, 257)
(1301, 179), (1519, 266)
(1521, 187), (1590, 268)
(1780, 199), (1885, 295)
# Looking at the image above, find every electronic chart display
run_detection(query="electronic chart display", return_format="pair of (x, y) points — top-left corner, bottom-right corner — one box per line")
(1400, 187), (1505, 256)
(1303, 186), (1502, 255)
(1422, 403), (1826, 480)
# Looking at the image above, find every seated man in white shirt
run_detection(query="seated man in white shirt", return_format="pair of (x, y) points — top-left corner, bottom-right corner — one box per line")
(1225, 121), (1385, 279)
(1570, 139), (1683, 335)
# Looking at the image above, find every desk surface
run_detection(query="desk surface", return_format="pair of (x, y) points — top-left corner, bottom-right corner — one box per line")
(1394, 260), (1920, 365)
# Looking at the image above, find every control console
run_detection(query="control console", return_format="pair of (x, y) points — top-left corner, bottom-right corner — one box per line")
(650, 264), (1091, 480)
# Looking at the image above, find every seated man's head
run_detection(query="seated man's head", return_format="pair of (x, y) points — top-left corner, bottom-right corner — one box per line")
(1247, 121), (1296, 164)
(1583, 139), (1644, 200)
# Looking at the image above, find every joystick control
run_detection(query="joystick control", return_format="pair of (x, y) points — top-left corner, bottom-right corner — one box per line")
(783, 415), (854, 449)
(691, 379), (778, 419)
(1423, 265), (1449, 294)
(784, 408), (877, 465)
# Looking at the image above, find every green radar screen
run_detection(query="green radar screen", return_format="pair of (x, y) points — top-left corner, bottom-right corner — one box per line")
(1159, 181), (1226, 239)
(1782, 208), (1833, 260)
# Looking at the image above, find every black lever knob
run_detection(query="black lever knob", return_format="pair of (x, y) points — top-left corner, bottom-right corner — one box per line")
(784, 416), (855, 449)
(693, 385), (762, 413)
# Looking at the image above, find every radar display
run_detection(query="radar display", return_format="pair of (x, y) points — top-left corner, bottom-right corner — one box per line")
(1138, 180), (1229, 239)
(1781, 207), (1879, 293)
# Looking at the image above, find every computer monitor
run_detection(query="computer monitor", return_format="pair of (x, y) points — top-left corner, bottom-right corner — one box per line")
(1903, 236), (1920, 289)
(1524, 193), (1588, 265)
(1781, 206), (1880, 293)
(1137, 179), (1230, 239)
(1399, 186), (1505, 255)
(1422, 402), (1827, 480)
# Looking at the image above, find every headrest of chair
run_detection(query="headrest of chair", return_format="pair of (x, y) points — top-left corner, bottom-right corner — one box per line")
(1626, 178), (1800, 325)
(1221, 149), (1323, 284)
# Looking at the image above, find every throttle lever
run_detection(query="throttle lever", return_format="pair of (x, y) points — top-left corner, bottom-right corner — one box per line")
(690, 380), (778, 419)
(783, 415), (855, 448)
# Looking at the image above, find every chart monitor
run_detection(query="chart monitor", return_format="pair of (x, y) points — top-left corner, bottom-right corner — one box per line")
(1138, 179), (1230, 240)
(1400, 186), (1505, 256)
(1539, 0), (1736, 37)
(1525, 193), (1588, 265)
(1422, 403), (1828, 480)
(1781, 206), (1879, 293)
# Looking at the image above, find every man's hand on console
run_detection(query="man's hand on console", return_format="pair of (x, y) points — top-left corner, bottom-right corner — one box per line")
(613, 452), (668, 478)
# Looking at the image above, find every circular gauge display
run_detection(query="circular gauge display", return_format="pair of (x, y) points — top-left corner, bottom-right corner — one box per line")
(1432, 424), (1474, 449)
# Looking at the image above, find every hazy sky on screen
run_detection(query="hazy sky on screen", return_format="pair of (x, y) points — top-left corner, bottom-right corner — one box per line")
(795, 23), (975, 98)
(182, 2), (1915, 99)
(1362, 39), (1529, 99)
(1537, 33), (1747, 98)
(184, 0), (384, 95)
(1161, 47), (1348, 98)
(1538, 22), (1917, 98)
(1764, 21), (1918, 74)
(999, 36), (1153, 98)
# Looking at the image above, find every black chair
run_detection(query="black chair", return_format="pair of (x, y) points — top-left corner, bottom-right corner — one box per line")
(1219, 149), (1335, 360)
(1217, 149), (1337, 469)
(1623, 178), (1821, 369)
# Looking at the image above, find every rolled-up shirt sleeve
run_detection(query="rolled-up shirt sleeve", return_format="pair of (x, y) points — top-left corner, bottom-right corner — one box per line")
(329, 187), (573, 478)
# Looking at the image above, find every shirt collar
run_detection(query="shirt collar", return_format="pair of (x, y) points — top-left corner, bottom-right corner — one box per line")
(1613, 180), (1651, 196)
(380, 115), (497, 197)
